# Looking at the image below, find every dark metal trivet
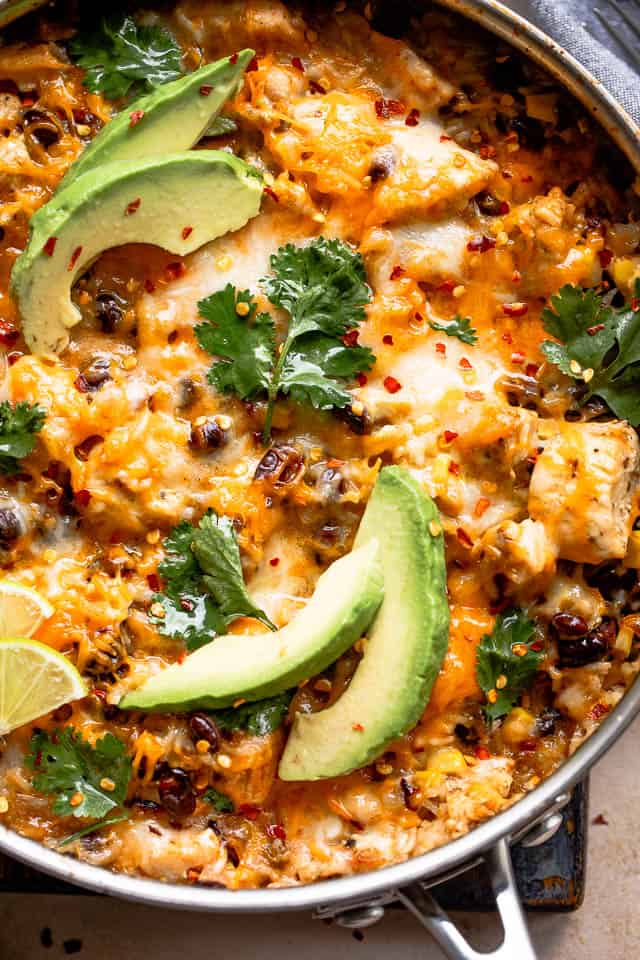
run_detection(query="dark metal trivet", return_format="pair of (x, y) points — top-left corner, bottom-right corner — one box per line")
(0, 781), (587, 909)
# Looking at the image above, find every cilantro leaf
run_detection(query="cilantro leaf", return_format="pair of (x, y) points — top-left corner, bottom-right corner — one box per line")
(429, 315), (478, 345)
(204, 116), (238, 137)
(541, 282), (640, 425)
(0, 401), (45, 475)
(195, 285), (275, 399)
(476, 609), (543, 721)
(204, 788), (235, 813)
(212, 691), (293, 737)
(59, 812), (129, 848)
(69, 15), (183, 99)
(26, 729), (131, 820)
(192, 512), (275, 630)
(151, 510), (274, 649)
(280, 334), (375, 410)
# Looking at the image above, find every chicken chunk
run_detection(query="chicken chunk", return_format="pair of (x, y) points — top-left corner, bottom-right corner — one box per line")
(528, 421), (640, 564)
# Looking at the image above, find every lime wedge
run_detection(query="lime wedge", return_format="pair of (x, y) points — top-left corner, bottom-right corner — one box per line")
(0, 638), (87, 735)
(0, 581), (54, 637)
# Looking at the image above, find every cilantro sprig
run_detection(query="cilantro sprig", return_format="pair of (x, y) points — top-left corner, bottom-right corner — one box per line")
(26, 729), (131, 820)
(476, 610), (543, 721)
(69, 14), (183, 99)
(210, 691), (293, 736)
(195, 237), (375, 443)
(151, 510), (275, 650)
(429, 315), (478, 345)
(204, 788), (235, 813)
(0, 401), (45, 475)
(541, 281), (640, 426)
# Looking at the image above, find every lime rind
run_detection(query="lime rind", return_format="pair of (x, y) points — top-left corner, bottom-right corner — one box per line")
(0, 638), (87, 735)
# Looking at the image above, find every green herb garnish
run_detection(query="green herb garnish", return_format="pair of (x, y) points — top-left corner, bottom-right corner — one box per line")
(195, 237), (375, 442)
(26, 729), (131, 820)
(204, 788), (235, 813)
(211, 692), (293, 737)
(151, 510), (275, 650)
(0, 400), (45, 475)
(59, 812), (130, 848)
(476, 610), (543, 721)
(69, 14), (183, 99)
(541, 281), (640, 425)
(429, 315), (478, 345)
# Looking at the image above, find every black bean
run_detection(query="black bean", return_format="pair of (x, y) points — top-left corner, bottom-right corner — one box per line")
(190, 419), (227, 452)
(454, 723), (478, 745)
(400, 776), (420, 811)
(551, 612), (589, 637)
(78, 355), (111, 391)
(254, 445), (304, 483)
(23, 108), (62, 148)
(536, 707), (562, 737)
(558, 618), (616, 667)
(157, 766), (197, 817)
(0, 506), (21, 544)
(487, 55), (528, 94)
(475, 191), (503, 216)
(510, 115), (546, 151)
(368, 147), (395, 182)
(333, 403), (371, 436)
(95, 292), (124, 333)
(584, 561), (637, 600)
(189, 712), (220, 750)
(74, 434), (104, 462)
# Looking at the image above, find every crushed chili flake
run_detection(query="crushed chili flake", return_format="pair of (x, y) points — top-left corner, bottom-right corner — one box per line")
(164, 261), (186, 282)
(199, 84), (213, 96)
(0, 321), (18, 347)
(375, 97), (404, 119)
(443, 430), (458, 444)
(7, 351), (22, 366)
(520, 738), (538, 752)
(499, 200), (510, 215)
(129, 109), (145, 128)
(530, 639), (544, 651)
(459, 357), (472, 370)
(147, 573), (161, 592)
(229, 52), (239, 65)
(309, 79), (326, 94)
(390, 265), (405, 280)
(343, 329), (359, 347)
(502, 301), (528, 317)
(269, 557), (280, 567)
(632, 298), (639, 312)
(511, 351), (525, 364)
(475, 745), (490, 760)
(291, 56), (304, 71)
(435, 342), (446, 356)
(589, 702), (610, 720)
(511, 270), (522, 284)
(448, 460), (460, 476)
(438, 279), (455, 293)
(587, 322), (605, 336)
(178, 652), (187, 664)
(405, 108), (420, 127)
(246, 55), (259, 72)
(474, 497), (490, 517)
(266, 823), (287, 841)
(383, 375), (402, 393)
(467, 235), (496, 253)
(465, 390), (485, 401)
(67, 246), (82, 271)
(525, 363), (539, 377)
(439, 134), (452, 142)
(43, 236), (57, 257)
(598, 248), (613, 268)
(125, 198), (141, 215)
(263, 185), (279, 202)
(382, 334), (394, 345)
(75, 489), (91, 507)
(181, 226), (193, 240)
(356, 372), (368, 387)
(144, 278), (156, 293)
(501, 331), (513, 344)
(456, 527), (473, 548)
(352, 722), (365, 732)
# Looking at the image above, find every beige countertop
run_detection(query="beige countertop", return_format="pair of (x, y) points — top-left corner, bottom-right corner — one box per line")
(0, 717), (637, 960)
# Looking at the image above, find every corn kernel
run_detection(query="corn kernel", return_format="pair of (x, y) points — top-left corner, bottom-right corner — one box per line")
(351, 400), (364, 416)
(100, 777), (116, 792)
(426, 747), (467, 777)
(217, 753), (232, 769)
(122, 355), (138, 371)
(502, 707), (536, 746)
(196, 739), (210, 755)
(146, 529), (161, 545)
(216, 255), (233, 271)
(414, 769), (444, 791)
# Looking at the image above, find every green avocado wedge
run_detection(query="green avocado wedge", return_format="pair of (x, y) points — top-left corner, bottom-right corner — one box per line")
(11, 151), (262, 354)
(119, 538), (384, 713)
(279, 466), (450, 781)
(62, 51), (254, 188)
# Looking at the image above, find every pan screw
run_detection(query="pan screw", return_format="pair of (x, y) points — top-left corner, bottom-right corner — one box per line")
(333, 905), (385, 929)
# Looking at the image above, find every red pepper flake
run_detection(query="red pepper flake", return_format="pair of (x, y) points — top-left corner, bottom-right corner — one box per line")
(502, 301), (529, 317)
(125, 198), (141, 215)
(438, 279), (455, 293)
(465, 390), (485, 401)
(587, 322), (605, 336)
(383, 375), (402, 394)
(590, 702), (610, 720)
(7, 351), (23, 366)
(443, 430), (458, 444)
(356, 372), (368, 387)
(67, 246), (82, 271)
(475, 745), (490, 760)
(501, 331), (513, 344)
(266, 823), (287, 841)
(511, 351), (525, 365)
(530, 639), (544, 651)
(263, 185), (279, 203)
(181, 226), (193, 240)
(448, 460), (460, 476)
(375, 97), (404, 119)
(598, 248), (613, 268)
(178, 652), (187, 664)
(467, 235), (496, 253)
(511, 270), (522, 284)
(147, 573), (161, 592)
(246, 55), (259, 72)
(439, 134), (452, 142)
(0, 321), (19, 347)
(632, 298), (640, 312)
(238, 803), (261, 820)
(180, 597), (195, 612)
(382, 333), (394, 346)
(456, 526), (473, 548)
(43, 236), (57, 257)
(291, 56), (304, 72)
(459, 357), (472, 370)
(199, 84), (213, 96)
(164, 261), (186, 282)
(520, 738), (538, 752)
(309, 79), (326, 94)
(34, 750), (42, 767)
(92, 687), (107, 701)
(502, 169), (513, 180)
(390, 265), (405, 281)
(499, 200), (510, 215)
(521, 174), (533, 183)
(525, 363), (539, 377)
(343, 329), (359, 347)
(144, 278), (156, 293)
(435, 342), (446, 356)
(270, 557), (280, 567)
(75, 489), (91, 507)
(405, 108), (420, 127)
(129, 109), (145, 128)
(229, 52), (239, 65)
(352, 722), (365, 732)
(474, 497), (490, 517)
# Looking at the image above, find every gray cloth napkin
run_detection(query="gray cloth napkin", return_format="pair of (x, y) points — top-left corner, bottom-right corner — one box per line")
(504, 0), (640, 125)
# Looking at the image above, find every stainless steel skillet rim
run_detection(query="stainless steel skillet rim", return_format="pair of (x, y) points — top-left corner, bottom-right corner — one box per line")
(1, 0), (639, 913)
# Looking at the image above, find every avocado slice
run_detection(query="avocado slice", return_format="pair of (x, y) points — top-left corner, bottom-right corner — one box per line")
(119, 538), (384, 713)
(279, 466), (450, 781)
(11, 150), (262, 354)
(63, 51), (254, 187)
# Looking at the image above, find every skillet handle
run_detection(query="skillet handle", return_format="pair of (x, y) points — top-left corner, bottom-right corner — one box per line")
(396, 838), (537, 960)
